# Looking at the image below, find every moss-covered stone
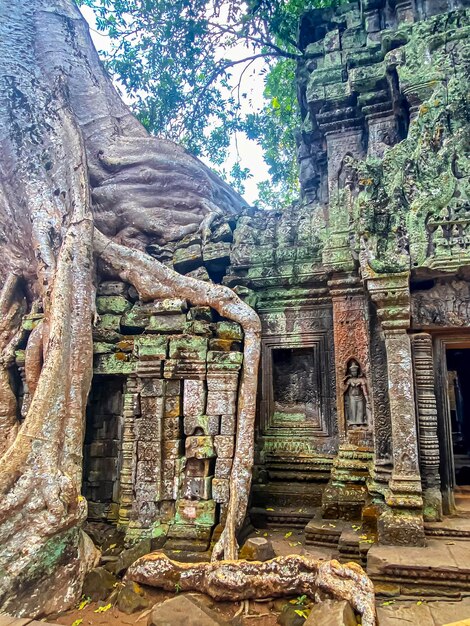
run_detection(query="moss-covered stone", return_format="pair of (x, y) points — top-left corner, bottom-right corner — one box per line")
(96, 295), (132, 315)
(134, 335), (167, 360)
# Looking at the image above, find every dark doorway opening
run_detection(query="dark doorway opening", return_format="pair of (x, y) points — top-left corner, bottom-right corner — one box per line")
(447, 348), (470, 490)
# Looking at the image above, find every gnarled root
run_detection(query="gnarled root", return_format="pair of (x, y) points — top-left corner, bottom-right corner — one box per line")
(93, 229), (261, 561)
(126, 553), (377, 626)
(0, 273), (24, 457)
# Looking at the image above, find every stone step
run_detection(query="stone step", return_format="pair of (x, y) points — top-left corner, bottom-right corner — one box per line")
(368, 539), (470, 597)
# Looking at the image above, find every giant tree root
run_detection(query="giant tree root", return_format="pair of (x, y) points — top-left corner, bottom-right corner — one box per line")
(126, 553), (377, 626)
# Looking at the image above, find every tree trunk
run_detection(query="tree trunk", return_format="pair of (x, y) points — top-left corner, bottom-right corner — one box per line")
(0, 0), (259, 615)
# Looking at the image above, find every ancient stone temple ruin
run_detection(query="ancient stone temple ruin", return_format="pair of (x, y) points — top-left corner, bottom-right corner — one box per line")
(11, 0), (470, 564)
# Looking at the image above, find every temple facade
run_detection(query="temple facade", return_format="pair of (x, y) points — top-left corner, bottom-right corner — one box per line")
(14, 0), (470, 555)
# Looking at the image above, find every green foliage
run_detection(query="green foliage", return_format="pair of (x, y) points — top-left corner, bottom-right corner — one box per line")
(78, 0), (334, 205)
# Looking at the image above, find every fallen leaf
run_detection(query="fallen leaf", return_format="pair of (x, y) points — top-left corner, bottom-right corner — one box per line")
(108, 543), (117, 549)
(284, 531), (292, 539)
(94, 603), (112, 613)
(71, 620), (83, 626)
(77, 597), (91, 611)
(266, 507), (274, 511)
(328, 523), (336, 528)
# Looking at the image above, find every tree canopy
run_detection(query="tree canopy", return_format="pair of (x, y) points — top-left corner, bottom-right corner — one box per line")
(78, 0), (331, 205)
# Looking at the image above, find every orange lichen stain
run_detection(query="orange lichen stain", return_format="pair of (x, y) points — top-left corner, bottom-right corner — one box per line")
(114, 352), (128, 361)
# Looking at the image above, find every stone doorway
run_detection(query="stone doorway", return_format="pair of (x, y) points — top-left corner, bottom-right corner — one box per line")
(447, 348), (470, 511)
(435, 337), (470, 514)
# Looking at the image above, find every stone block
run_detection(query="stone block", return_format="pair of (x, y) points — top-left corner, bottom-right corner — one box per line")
(116, 581), (149, 614)
(116, 338), (134, 352)
(184, 414), (219, 437)
(185, 266), (211, 281)
(121, 303), (153, 331)
(214, 435), (234, 459)
(135, 482), (159, 504)
(152, 298), (187, 314)
(169, 336), (208, 361)
(212, 478), (229, 503)
(82, 567), (117, 601)
(206, 390), (237, 415)
(140, 378), (165, 397)
(324, 29), (341, 51)
(215, 321), (243, 341)
(94, 353), (135, 375)
(93, 341), (116, 355)
(208, 338), (237, 351)
(136, 360), (163, 378)
(96, 295), (132, 315)
(215, 458), (232, 478)
(305, 600), (356, 626)
(148, 594), (227, 626)
(163, 439), (181, 459)
(162, 459), (177, 500)
(135, 416), (161, 441)
(181, 476), (213, 500)
(164, 395), (181, 418)
(173, 244), (203, 273)
(165, 380), (182, 396)
(184, 458), (212, 477)
(97, 313), (122, 331)
(220, 413), (236, 435)
(167, 524), (212, 540)
(203, 241), (231, 265)
(207, 350), (243, 366)
(183, 379), (207, 416)
(162, 417), (181, 440)
(92, 327), (121, 343)
(184, 320), (212, 336)
(164, 358), (206, 379)
(134, 335), (168, 361)
(136, 460), (158, 482)
(140, 396), (164, 419)
(239, 537), (275, 562)
(146, 314), (186, 334)
(175, 499), (216, 526)
(97, 280), (129, 296)
(185, 435), (216, 459)
(206, 373), (239, 392)
(137, 441), (161, 462)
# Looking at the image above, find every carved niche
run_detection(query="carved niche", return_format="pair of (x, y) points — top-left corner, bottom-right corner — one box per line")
(259, 305), (335, 441)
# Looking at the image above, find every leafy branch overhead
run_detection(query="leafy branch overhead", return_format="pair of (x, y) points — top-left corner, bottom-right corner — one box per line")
(78, 0), (334, 203)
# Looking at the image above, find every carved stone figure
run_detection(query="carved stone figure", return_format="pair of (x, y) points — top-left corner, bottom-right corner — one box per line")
(344, 360), (369, 427)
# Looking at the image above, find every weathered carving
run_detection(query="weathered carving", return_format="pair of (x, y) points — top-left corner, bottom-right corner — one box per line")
(344, 359), (370, 428)
(411, 333), (442, 521)
(412, 280), (470, 327)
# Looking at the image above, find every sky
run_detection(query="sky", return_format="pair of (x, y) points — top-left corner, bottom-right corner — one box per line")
(80, 6), (270, 205)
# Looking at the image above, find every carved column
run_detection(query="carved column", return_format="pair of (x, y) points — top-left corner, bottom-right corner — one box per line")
(366, 272), (425, 546)
(411, 333), (442, 521)
(118, 375), (139, 529)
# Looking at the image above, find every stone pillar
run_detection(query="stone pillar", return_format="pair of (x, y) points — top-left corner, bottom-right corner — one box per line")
(118, 375), (138, 529)
(411, 333), (443, 521)
(366, 272), (425, 546)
